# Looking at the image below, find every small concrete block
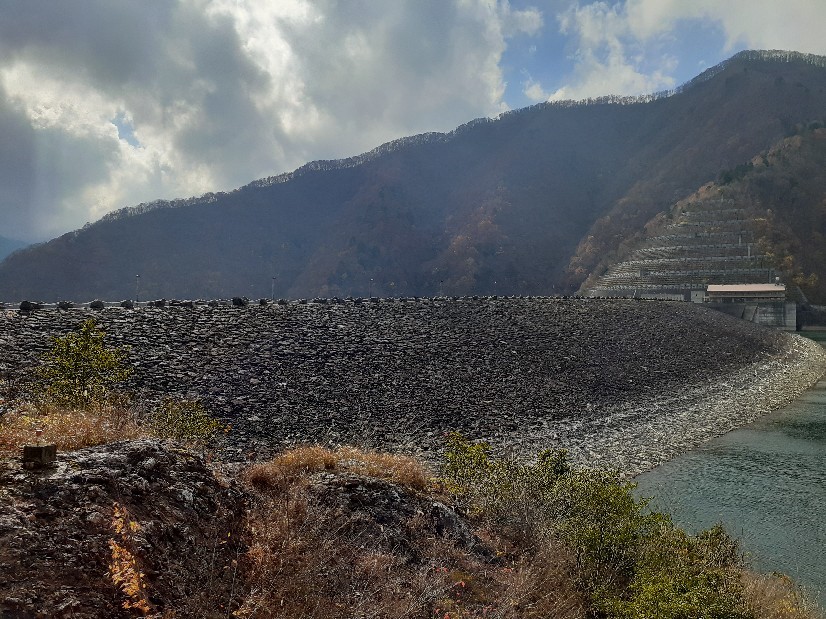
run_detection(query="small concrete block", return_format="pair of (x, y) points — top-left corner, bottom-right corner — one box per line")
(22, 445), (57, 469)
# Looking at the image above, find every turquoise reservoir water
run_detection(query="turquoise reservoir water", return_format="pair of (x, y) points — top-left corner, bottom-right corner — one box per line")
(634, 364), (826, 607)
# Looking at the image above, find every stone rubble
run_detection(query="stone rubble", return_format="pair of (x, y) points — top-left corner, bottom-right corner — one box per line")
(1, 297), (824, 475)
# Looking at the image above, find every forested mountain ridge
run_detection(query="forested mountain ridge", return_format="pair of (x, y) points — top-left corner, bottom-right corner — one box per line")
(3, 50), (826, 301)
(563, 51), (826, 291)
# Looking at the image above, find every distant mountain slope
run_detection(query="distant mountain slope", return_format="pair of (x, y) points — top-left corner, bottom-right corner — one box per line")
(581, 126), (826, 304)
(583, 190), (775, 297)
(563, 50), (826, 290)
(3, 50), (826, 301)
(0, 236), (26, 262)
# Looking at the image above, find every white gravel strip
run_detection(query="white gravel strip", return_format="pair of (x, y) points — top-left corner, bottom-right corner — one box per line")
(516, 334), (826, 477)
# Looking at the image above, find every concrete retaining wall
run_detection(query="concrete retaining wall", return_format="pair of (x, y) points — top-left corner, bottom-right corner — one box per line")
(706, 301), (796, 330)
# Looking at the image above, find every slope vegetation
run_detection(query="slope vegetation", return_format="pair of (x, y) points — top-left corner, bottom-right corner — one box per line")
(0, 440), (820, 618)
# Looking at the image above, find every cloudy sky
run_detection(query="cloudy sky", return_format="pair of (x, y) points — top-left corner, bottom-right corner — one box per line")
(2, 0), (825, 242)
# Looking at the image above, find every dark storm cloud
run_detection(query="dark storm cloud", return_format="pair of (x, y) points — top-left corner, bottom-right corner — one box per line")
(0, 1), (282, 239)
(0, 1), (541, 240)
(0, 85), (36, 238)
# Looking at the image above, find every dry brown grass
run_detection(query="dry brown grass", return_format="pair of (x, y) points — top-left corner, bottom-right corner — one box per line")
(243, 444), (433, 493)
(237, 500), (587, 618)
(0, 401), (148, 456)
(335, 445), (432, 490)
(238, 496), (445, 618)
(744, 571), (824, 619)
(494, 540), (587, 617)
(236, 446), (587, 619)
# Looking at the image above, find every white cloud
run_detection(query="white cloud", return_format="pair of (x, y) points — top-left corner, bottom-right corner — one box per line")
(521, 68), (550, 101)
(0, 0), (542, 241)
(524, 78), (550, 101)
(548, 1), (677, 101)
(626, 0), (826, 54)
(549, 0), (826, 103)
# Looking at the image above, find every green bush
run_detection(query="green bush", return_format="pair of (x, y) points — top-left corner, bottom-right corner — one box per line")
(37, 319), (132, 409)
(440, 433), (751, 618)
(553, 468), (657, 604)
(149, 397), (225, 445)
(609, 524), (748, 619)
(441, 432), (570, 532)
(441, 432), (495, 500)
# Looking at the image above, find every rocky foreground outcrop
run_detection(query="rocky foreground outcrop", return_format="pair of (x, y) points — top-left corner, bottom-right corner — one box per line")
(1, 297), (824, 473)
(0, 440), (245, 618)
(0, 442), (529, 619)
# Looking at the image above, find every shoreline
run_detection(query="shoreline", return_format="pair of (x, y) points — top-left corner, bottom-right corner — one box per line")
(541, 334), (826, 477)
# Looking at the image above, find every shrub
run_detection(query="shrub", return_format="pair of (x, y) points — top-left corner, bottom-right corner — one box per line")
(552, 468), (655, 604)
(441, 432), (494, 499)
(149, 397), (225, 445)
(37, 319), (132, 410)
(440, 433), (752, 617)
(606, 523), (748, 619)
(441, 432), (569, 534)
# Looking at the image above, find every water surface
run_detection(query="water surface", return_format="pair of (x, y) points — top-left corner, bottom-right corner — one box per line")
(635, 366), (826, 606)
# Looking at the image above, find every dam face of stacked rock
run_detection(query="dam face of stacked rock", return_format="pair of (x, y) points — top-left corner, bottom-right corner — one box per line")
(1, 297), (823, 474)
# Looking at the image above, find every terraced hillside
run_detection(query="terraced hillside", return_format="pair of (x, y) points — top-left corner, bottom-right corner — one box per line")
(586, 192), (776, 298)
(2, 298), (823, 474)
(584, 127), (826, 306)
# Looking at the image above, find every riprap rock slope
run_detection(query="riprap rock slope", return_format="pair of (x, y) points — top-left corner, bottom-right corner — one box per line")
(3, 297), (823, 473)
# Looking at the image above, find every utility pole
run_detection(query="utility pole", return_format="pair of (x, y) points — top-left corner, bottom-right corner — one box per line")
(271, 276), (276, 301)
(135, 274), (140, 303)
